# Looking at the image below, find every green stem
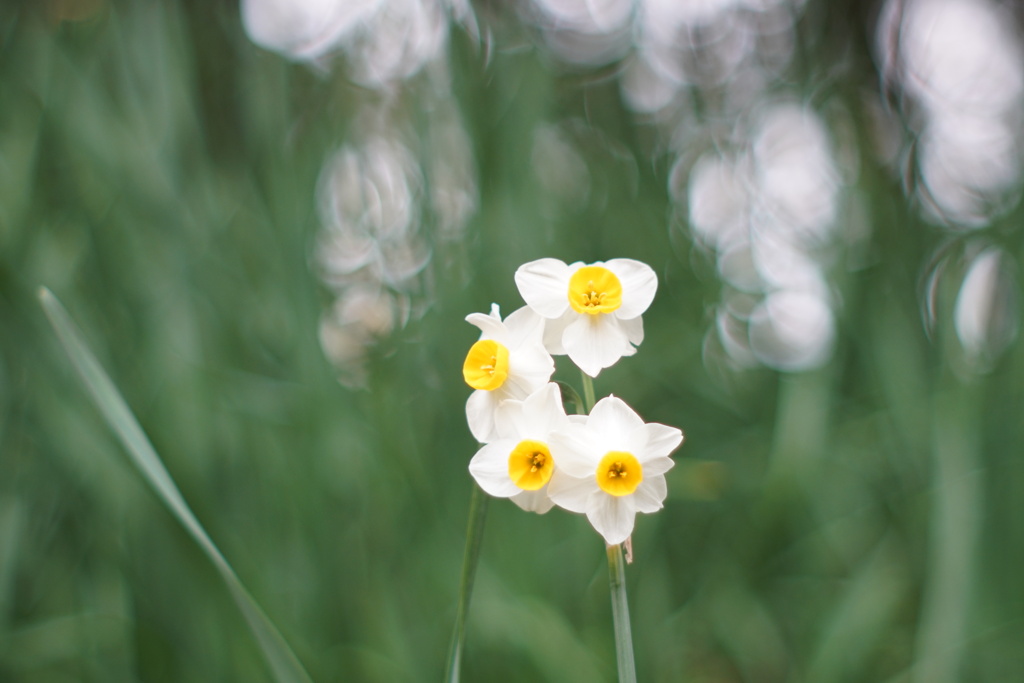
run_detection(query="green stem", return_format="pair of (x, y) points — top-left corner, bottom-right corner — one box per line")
(607, 542), (637, 683)
(580, 372), (596, 413)
(914, 384), (981, 683)
(444, 482), (489, 683)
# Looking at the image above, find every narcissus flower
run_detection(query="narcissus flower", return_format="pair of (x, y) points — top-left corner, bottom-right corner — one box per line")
(468, 383), (573, 513)
(548, 395), (682, 545)
(463, 304), (555, 442)
(514, 258), (657, 377)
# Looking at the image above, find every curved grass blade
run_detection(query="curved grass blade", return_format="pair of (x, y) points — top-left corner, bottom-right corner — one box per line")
(444, 482), (489, 683)
(39, 287), (313, 683)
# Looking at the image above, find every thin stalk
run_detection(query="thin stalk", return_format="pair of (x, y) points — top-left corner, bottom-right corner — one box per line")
(607, 542), (637, 683)
(444, 482), (489, 683)
(914, 383), (981, 682)
(580, 372), (596, 413)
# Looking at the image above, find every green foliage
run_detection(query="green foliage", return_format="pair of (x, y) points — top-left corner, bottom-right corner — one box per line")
(40, 288), (312, 683)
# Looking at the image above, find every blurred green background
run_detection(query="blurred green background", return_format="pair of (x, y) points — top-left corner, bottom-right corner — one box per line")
(3, 0), (1024, 681)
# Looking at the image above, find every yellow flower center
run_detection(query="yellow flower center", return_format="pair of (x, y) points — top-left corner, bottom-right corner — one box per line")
(596, 451), (642, 496)
(508, 440), (554, 491)
(568, 266), (623, 315)
(463, 339), (510, 391)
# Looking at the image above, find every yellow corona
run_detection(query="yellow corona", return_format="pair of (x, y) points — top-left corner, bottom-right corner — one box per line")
(596, 451), (643, 496)
(568, 266), (623, 315)
(463, 339), (510, 391)
(508, 440), (555, 490)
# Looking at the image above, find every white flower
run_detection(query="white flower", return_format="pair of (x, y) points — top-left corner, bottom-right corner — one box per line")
(548, 395), (682, 545)
(514, 258), (657, 377)
(463, 304), (556, 442)
(468, 383), (572, 513)
(241, 0), (383, 62)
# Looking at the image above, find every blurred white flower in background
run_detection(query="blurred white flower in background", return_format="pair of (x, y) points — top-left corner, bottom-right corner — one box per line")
(241, 0), (830, 382)
(751, 105), (840, 245)
(242, 0), (470, 86)
(528, 0), (635, 66)
(344, 0), (449, 87)
(922, 240), (1020, 374)
(318, 285), (409, 386)
(681, 102), (844, 372)
(622, 0), (801, 123)
(876, 0), (1024, 373)
(238, 0), (482, 386)
(240, 0), (480, 386)
(519, 0), (803, 104)
(748, 289), (835, 372)
(315, 99), (477, 385)
(953, 245), (1018, 371)
(317, 136), (429, 289)
(241, 0), (384, 62)
(876, 0), (1024, 227)
(687, 152), (750, 253)
(604, 0), (841, 374)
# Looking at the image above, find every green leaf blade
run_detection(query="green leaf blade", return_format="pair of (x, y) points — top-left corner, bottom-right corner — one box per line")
(39, 287), (313, 683)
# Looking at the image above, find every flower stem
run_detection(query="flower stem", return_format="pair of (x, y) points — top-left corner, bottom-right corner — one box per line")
(607, 542), (637, 683)
(444, 482), (489, 683)
(580, 372), (596, 413)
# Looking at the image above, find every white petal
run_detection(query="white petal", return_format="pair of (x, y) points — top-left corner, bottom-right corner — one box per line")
(547, 470), (596, 513)
(517, 383), (568, 437)
(588, 396), (646, 444)
(632, 475), (667, 513)
(642, 456), (675, 477)
(495, 375), (531, 402)
(465, 309), (506, 341)
(492, 397), (525, 441)
(502, 305), (546, 348)
(619, 315), (644, 347)
(563, 315), (634, 377)
(542, 310), (573, 355)
(515, 258), (572, 318)
(510, 488), (555, 514)
(498, 390), (539, 439)
(549, 423), (602, 478)
(639, 423), (684, 460)
(505, 345), (556, 397)
(587, 494), (636, 545)
(618, 426), (648, 455)
(466, 390), (498, 443)
(606, 259), (657, 320)
(468, 441), (520, 498)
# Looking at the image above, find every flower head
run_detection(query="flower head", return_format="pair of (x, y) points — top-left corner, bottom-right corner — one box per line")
(468, 383), (573, 513)
(548, 395), (682, 544)
(514, 258), (657, 377)
(463, 304), (556, 442)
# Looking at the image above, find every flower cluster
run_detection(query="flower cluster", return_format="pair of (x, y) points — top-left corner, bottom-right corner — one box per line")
(463, 258), (683, 545)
